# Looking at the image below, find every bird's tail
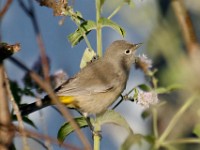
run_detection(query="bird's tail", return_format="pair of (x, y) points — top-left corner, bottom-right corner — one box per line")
(20, 95), (51, 116)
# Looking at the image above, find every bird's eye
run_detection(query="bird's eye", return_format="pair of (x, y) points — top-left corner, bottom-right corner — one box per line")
(124, 49), (131, 55)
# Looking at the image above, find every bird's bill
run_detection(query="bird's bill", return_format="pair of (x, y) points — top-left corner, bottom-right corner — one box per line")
(134, 43), (143, 49)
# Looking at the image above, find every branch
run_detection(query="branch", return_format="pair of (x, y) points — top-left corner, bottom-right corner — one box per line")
(18, 0), (50, 82)
(0, 63), (14, 150)
(171, 0), (200, 54)
(0, 123), (80, 150)
(5, 72), (30, 149)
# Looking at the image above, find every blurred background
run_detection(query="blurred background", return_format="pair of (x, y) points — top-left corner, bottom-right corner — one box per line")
(1, 0), (200, 149)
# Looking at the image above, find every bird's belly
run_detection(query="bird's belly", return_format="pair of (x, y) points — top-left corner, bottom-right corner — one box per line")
(75, 90), (121, 115)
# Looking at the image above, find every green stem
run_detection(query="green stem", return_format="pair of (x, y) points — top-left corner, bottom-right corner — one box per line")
(82, 33), (93, 51)
(152, 108), (158, 138)
(108, 2), (124, 19)
(96, 0), (102, 57)
(156, 95), (197, 148)
(93, 133), (101, 150)
(164, 138), (200, 145)
(93, 123), (101, 150)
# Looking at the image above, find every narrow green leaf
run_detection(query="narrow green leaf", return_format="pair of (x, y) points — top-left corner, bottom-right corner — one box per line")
(120, 133), (143, 150)
(12, 115), (37, 129)
(193, 123), (200, 138)
(10, 81), (21, 104)
(68, 20), (97, 46)
(57, 117), (88, 143)
(138, 84), (151, 92)
(95, 110), (132, 132)
(29, 137), (48, 149)
(22, 116), (37, 128)
(100, 18), (126, 37)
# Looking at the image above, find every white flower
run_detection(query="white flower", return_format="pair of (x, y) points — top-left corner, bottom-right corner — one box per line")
(138, 54), (152, 69)
(137, 91), (159, 108)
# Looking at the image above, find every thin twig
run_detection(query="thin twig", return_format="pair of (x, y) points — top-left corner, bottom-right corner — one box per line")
(0, 0), (13, 19)
(156, 95), (197, 148)
(171, 0), (200, 54)
(4, 72), (30, 150)
(18, 0), (50, 82)
(39, 110), (53, 150)
(9, 57), (92, 150)
(107, 1), (124, 19)
(0, 123), (80, 150)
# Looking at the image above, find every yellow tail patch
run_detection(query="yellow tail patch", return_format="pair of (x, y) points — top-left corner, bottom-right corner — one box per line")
(58, 96), (75, 104)
(58, 96), (79, 109)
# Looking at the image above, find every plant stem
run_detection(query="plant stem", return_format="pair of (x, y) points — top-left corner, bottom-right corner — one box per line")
(156, 95), (197, 148)
(82, 32), (94, 51)
(93, 121), (101, 150)
(164, 138), (200, 145)
(152, 108), (158, 138)
(108, 2), (124, 19)
(96, 0), (102, 57)
(93, 132), (101, 150)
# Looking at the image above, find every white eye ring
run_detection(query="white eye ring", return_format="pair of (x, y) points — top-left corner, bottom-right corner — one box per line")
(124, 49), (131, 55)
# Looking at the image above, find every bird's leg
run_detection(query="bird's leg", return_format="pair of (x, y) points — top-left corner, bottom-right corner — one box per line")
(82, 113), (102, 138)
(112, 93), (135, 110)
(85, 116), (94, 132)
(112, 97), (123, 110)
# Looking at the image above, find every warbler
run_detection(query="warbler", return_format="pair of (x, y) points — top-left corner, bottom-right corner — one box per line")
(20, 40), (141, 116)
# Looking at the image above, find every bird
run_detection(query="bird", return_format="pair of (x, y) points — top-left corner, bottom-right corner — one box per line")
(20, 40), (142, 117)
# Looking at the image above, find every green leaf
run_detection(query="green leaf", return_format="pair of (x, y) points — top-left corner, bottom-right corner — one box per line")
(138, 84), (151, 92)
(68, 20), (97, 46)
(70, 11), (85, 24)
(120, 133), (143, 150)
(10, 81), (22, 104)
(143, 135), (155, 144)
(12, 115), (37, 129)
(57, 117), (88, 143)
(193, 123), (200, 137)
(80, 48), (97, 69)
(22, 116), (37, 128)
(95, 110), (132, 132)
(141, 110), (151, 119)
(29, 137), (48, 149)
(20, 87), (35, 97)
(100, 0), (106, 8)
(100, 18), (126, 37)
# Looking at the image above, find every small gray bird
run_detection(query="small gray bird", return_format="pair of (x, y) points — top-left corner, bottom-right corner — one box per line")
(21, 40), (141, 116)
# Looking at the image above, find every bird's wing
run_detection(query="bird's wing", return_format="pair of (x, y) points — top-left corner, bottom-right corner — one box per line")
(55, 63), (116, 96)
(55, 75), (114, 96)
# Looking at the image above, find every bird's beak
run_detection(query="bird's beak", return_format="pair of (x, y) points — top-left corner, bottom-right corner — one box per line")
(134, 43), (143, 49)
